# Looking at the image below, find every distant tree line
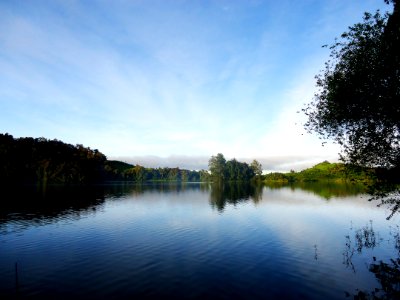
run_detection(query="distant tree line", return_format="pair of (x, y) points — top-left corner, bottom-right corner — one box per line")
(264, 161), (378, 183)
(0, 133), (210, 186)
(3, 134), (393, 189)
(104, 160), (210, 182)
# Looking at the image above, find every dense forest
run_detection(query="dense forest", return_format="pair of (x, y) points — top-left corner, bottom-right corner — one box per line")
(0, 133), (107, 185)
(0, 134), (209, 185)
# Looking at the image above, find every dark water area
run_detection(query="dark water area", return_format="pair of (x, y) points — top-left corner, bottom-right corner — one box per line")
(1, 182), (399, 299)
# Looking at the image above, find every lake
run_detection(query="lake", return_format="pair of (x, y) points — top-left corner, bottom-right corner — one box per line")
(1, 182), (399, 299)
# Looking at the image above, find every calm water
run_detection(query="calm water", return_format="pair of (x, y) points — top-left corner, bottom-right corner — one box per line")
(0, 183), (399, 299)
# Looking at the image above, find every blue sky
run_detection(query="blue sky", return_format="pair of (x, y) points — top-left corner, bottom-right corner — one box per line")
(0, 0), (390, 171)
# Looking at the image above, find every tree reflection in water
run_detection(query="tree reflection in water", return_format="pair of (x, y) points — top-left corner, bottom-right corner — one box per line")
(343, 222), (400, 299)
(265, 181), (366, 200)
(208, 182), (263, 212)
(0, 185), (106, 234)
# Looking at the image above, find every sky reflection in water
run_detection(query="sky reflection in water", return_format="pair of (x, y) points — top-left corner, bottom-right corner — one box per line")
(0, 183), (398, 299)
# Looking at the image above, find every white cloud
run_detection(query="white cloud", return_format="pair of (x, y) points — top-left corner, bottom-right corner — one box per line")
(1, 0), (388, 171)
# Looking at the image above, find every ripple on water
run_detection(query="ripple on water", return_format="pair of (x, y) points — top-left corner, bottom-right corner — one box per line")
(1, 184), (399, 299)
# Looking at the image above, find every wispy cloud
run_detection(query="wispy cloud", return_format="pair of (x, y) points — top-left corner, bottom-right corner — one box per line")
(0, 0), (388, 170)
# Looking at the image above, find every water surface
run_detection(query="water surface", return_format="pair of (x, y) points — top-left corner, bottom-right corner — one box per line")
(1, 183), (399, 299)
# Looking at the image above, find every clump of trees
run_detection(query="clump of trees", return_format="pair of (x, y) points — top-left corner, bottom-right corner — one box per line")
(208, 153), (262, 182)
(104, 160), (209, 182)
(264, 161), (375, 183)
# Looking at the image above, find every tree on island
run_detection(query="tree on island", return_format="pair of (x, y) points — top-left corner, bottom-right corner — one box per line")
(209, 153), (227, 182)
(250, 160), (263, 178)
(303, 0), (400, 217)
(208, 153), (258, 182)
(225, 159), (254, 181)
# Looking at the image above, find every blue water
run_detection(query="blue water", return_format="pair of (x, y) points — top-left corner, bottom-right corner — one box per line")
(0, 183), (399, 299)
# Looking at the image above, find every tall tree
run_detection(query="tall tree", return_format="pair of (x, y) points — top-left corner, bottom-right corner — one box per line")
(303, 0), (399, 169)
(250, 160), (263, 177)
(208, 153), (227, 182)
(303, 0), (400, 218)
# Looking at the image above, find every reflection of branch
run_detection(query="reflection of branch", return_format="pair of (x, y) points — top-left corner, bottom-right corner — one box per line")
(314, 244), (318, 261)
(343, 221), (381, 273)
(367, 258), (400, 299)
(344, 221), (400, 299)
(343, 235), (356, 273)
(355, 220), (377, 253)
(389, 225), (400, 254)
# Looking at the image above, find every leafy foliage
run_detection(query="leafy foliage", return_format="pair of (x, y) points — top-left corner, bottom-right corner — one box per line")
(303, 1), (400, 169)
(303, 0), (400, 218)
(0, 133), (106, 185)
(264, 161), (376, 183)
(250, 159), (263, 177)
(104, 161), (209, 182)
(208, 153), (257, 182)
(208, 153), (227, 181)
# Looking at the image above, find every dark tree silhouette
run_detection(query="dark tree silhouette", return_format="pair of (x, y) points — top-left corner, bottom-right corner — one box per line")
(304, 0), (399, 169)
(303, 0), (400, 218)
(0, 134), (209, 186)
(0, 133), (106, 185)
